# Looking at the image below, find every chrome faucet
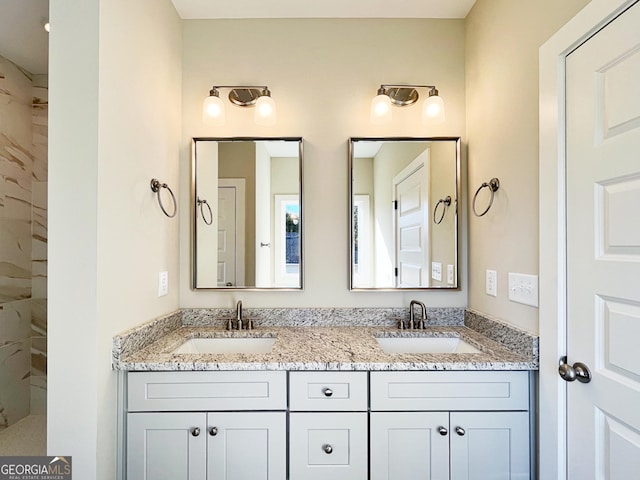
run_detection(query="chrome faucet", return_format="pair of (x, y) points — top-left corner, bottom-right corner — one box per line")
(409, 300), (427, 329)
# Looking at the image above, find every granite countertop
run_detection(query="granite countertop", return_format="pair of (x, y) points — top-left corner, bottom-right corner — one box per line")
(114, 323), (537, 372)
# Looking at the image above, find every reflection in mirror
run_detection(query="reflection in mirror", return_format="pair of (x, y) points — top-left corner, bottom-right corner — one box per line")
(192, 138), (303, 289)
(350, 138), (460, 290)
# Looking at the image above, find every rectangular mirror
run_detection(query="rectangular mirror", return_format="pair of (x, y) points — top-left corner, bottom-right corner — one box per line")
(350, 137), (460, 290)
(192, 137), (303, 290)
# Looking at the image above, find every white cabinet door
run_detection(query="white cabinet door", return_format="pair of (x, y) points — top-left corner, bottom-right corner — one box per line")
(450, 411), (530, 480)
(289, 412), (368, 480)
(370, 412), (450, 480)
(206, 412), (286, 480)
(127, 412), (206, 480)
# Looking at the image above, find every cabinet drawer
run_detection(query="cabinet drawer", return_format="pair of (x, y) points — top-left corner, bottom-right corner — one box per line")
(127, 371), (286, 412)
(289, 371), (367, 411)
(289, 412), (367, 480)
(370, 371), (529, 411)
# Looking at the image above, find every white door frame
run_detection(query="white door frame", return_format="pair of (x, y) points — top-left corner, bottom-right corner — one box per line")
(539, 1), (638, 478)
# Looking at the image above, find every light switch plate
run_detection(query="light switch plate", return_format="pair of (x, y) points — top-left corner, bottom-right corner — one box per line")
(508, 272), (538, 307)
(447, 264), (455, 285)
(486, 270), (497, 297)
(431, 262), (442, 282)
(158, 271), (168, 297)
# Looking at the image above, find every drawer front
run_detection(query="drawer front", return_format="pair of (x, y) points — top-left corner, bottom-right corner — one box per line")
(370, 371), (529, 411)
(289, 372), (368, 411)
(127, 371), (287, 412)
(289, 412), (367, 480)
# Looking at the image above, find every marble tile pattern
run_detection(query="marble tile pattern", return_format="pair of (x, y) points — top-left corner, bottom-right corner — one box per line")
(182, 307), (465, 327)
(113, 308), (538, 372)
(0, 55), (35, 428)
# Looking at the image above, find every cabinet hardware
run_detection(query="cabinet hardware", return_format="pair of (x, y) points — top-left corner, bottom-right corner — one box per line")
(455, 426), (465, 436)
(191, 427), (201, 437)
(322, 444), (333, 454)
(322, 387), (333, 397)
(209, 427), (218, 436)
(438, 426), (448, 436)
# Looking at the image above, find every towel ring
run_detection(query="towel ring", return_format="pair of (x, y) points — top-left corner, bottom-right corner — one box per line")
(150, 178), (177, 218)
(197, 197), (213, 225)
(433, 196), (452, 225)
(472, 177), (500, 217)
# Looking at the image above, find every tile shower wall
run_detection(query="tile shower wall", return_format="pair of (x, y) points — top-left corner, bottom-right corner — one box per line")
(0, 55), (47, 428)
(31, 75), (47, 415)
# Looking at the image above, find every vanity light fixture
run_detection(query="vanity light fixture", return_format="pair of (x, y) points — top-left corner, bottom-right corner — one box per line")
(203, 85), (277, 126)
(370, 84), (445, 126)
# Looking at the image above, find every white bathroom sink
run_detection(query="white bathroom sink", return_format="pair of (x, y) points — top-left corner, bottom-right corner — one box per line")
(375, 336), (481, 354)
(171, 337), (276, 354)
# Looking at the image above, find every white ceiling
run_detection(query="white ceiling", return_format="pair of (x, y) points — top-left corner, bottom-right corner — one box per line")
(0, 0), (476, 76)
(171, 0), (477, 20)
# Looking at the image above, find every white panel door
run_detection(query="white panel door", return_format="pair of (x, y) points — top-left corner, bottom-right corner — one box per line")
(207, 412), (286, 480)
(566, 2), (640, 479)
(449, 412), (530, 480)
(217, 179), (245, 287)
(127, 412), (206, 480)
(370, 412), (449, 480)
(394, 150), (430, 287)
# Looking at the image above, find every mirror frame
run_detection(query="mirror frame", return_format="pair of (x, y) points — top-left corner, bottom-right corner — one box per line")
(349, 137), (461, 291)
(191, 137), (304, 291)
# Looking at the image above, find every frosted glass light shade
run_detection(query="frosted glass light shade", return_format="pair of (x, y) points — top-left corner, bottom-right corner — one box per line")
(254, 95), (277, 126)
(370, 94), (392, 125)
(202, 95), (225, 126)
(422, 94), (445, 125)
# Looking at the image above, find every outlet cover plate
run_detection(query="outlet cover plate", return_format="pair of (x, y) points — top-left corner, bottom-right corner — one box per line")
(431, 262), (442, 282)
(447, 264), (455, 285)
(158, 271), (168, 297)
(486, 269), (497, 297)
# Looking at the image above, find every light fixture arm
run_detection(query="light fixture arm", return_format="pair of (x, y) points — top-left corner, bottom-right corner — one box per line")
(378, 84), (437, 91)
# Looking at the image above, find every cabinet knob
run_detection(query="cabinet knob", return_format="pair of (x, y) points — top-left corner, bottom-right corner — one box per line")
(191, 427), (201, 437)
(455, 426), (465, 436)
(438, 426), (448, 436)
(209, 427), (218, 436)
(322, 387), (333, 397)
(322, 444), (333, 454)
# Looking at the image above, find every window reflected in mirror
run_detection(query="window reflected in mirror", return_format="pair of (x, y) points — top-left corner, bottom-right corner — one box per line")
(350, 138), (460, 290)
(192, 138), (303, 289)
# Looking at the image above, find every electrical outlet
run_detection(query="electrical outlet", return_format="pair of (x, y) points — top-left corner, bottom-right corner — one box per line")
(431, 262), (442, 282)
(486, 270), (497, 297)
(508, 273), (538, 307)
(158, 271), (168, 297)
(447, 264), (455, 285)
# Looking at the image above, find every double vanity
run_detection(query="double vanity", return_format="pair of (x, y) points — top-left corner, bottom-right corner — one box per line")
(113, 307), (537, 480)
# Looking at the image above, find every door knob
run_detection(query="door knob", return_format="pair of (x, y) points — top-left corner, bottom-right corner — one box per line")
(322, 444), (333, 454)
(438, 426), (448, 436)
(558, 356), (591, 383)
(455, 426), (465, 436)
(191, 427), (201, 437)
(322, 387), (333, 397)
(209, 427), (218, 436)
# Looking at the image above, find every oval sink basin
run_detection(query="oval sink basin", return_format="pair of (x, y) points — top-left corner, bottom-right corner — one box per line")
(375, 337), (481, 354)
(172, 337), (276, 354)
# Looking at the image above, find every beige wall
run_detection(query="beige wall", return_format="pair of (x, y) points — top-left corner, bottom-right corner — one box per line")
(180, 18), (468, 307)
(465, 0), (589, 333)
(48, 0), (181, 478)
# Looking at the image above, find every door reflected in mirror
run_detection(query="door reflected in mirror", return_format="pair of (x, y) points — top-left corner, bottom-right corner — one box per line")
(192, 138), (303, 289)
(350, 138), (460, 290)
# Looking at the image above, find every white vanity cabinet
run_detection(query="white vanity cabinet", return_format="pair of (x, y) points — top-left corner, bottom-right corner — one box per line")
(370, 371), (531, 480)
(125, 371), (287, 480)
(288, 372), (368, 480)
